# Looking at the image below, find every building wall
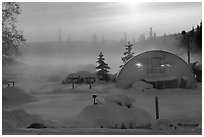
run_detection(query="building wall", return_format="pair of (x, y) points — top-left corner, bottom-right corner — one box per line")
(116, 50), (197, 89)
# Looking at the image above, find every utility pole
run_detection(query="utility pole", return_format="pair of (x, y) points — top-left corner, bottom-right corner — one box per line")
(149, 27), (153, 39)
(58, 28), (62, 53)
(124, 33), (127, 44)
(181, 30), (193, 65)
(67, 33), (71, 42)
(187, 35), (190, 65)
(59, 29), (61, 47)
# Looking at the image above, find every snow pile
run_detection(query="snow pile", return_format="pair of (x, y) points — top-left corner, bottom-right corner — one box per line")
(93, 83), (116, 92)
(2, 86), (37, 106)
(132, 81), (153, 91)
(196, 83), (202, 90)
(104, 93), (135, 107)
(2, 119), (15, 131)
(2, 109), (44, 131)
(67, 94), (153, 129)
(151, 119), (180, 130)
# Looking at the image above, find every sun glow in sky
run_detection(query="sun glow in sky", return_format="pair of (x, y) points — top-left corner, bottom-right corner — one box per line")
(16, 2), (202, 42)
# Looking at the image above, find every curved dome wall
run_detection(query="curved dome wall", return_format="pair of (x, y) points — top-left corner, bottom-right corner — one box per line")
(116, 50), (197, 89)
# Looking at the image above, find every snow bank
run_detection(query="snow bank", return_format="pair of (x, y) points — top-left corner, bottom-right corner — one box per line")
(196, 82), (202, 90)
(76, 103), (152, 129)
(104, 93), (135, 107)
(65, 94), (153, 129)
(2, 109), (44, 130)
(92, 83), (116, 91)
(132, 81), (153, 91)
(151, 119), (180, 130)
(3, 86), (37, 106)
(2, 120), (15, 131)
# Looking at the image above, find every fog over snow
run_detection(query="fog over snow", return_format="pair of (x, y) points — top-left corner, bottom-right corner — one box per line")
(2, 2), (202, 135)
(3, 2), (202, 92)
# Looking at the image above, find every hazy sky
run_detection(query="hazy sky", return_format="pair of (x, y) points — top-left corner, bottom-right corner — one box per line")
(16, 2), (202, 42)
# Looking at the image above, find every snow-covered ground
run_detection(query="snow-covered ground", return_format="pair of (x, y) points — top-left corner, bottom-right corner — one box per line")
(2, 82), (202, 134)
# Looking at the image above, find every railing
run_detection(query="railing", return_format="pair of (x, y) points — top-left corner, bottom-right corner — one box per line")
(65, 77), (96, 89)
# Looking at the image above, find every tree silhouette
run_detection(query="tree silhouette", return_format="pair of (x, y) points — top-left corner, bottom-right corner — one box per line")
(2, 2), (26, 64)
(120, 41), (134, 67)
(96, 52), (110, 81)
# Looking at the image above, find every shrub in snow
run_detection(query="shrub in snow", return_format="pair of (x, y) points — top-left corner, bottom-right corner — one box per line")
(75, 103), (153, 129)
(151, 119), (180, 130)
(132, 81), (153, 91)
(104, 93), (135, 108)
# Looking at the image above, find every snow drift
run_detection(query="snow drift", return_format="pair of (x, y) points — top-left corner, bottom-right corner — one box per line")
(151, 119), (180, 130)
(104, 93), (135, 107)
(132, 81), (153, 91)
(2, 86), (37, 106)
(2, 109), (44, 131)
(64, 93), (153, 129)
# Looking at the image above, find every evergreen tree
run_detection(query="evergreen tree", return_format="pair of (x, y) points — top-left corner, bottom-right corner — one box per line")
(124, 33), (127, 44)
(120, 41), (134, 67)
(96, 52), (110, 81)
(190, 62), (202, 82)
(92, 34), (98, 45)
(149, 27), (153, 39)
(120, 38), (124, 46)
(195, 21), (202, 47)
